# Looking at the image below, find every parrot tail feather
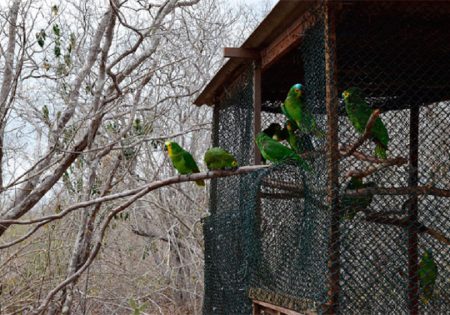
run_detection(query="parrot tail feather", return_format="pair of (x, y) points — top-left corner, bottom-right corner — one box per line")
(195, 179), (206, 187)
(295, 157), (312, 172)
(374, 143), (387, 159)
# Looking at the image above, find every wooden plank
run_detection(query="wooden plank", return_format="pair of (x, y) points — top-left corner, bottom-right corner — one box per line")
(253, 61), (262, 165)
(407, 106), (420, 315)
(224, 47), (260, 60)
(253, 300), (304, 315)
(323, 2), (341, 315)
(261, 9), (316, 70)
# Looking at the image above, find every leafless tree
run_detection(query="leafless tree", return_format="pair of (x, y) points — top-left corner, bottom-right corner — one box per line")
(0, 0), (273, 313)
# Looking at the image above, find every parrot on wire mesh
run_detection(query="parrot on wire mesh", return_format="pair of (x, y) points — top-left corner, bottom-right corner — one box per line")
(262, 123), (286, 142)
(204, 147), (238, 171)
(165, 141), (205, 186)
(255, 132), (311, 171)
(285, 120), (314, 153)
(342, 87), (389, 159)
(340, 176), (376, 221)
(281, 83), (324, 138)
(419, 249), (438, 304)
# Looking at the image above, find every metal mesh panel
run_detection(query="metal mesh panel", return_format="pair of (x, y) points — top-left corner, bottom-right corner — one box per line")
(203, 66), (256, 314)
(333, 3), (450, 313)
(248, 162), (329, 313)
(203, 171), (260, 315)
(209, 67), (254, 217)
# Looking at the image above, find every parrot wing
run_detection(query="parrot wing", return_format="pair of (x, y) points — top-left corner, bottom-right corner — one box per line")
(257, 134), (311, 171)
(181, 150), (205, 186)
(419, 251), (438, 304)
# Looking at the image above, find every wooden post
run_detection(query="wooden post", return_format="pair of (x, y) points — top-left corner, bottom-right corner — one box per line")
(407, 105), (420, 315)
(323, 2), (340, 314)
(254, 61), (262, 165)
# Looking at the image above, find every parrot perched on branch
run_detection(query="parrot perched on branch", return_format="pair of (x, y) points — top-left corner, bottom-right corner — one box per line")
(255, 132), (311, 171)
(165, 141), (205, 186)
(342, 87), (389, 159)
(262, 123), (286, 142)
(204, 147), (238, 171)
(340, 176), (375, 221)
(419, 249), (438, 304)
(281, 83), (324, 138)
(285, 120), (314, 153)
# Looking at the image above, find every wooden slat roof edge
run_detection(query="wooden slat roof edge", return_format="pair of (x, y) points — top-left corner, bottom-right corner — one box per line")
(193, 0), (317, 106)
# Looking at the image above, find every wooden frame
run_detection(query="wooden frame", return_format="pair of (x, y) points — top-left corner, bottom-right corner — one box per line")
(252, 299), (312, 315)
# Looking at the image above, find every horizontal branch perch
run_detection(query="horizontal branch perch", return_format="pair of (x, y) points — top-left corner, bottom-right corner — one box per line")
(364, 213), (450, 246)
(0, 165), (269, 227)
(259, 192), (305, 200)
(261, 179), (304, 193)
(345, 185), (450, 197)
(346, 156), (408, 178)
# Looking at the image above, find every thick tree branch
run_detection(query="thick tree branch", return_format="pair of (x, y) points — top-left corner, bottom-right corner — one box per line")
(0, 165), (269, 249)
(0, 0), (20, 190)
(345, 185), (450, 197)
(364, 213), (450, 246)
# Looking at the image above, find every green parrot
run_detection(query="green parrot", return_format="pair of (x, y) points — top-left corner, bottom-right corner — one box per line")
(42, 105), (50, 122)
(419, 249), (438, 304)
(165, 141), (205, 186)
(204, 147), (238, 170)
(281, 83), (323, 137)
(285, 120), (314, 153)
(340, 177), (376, 221)
(342, 87), (389, 159)
(262, 123), (286, 142)
(255, 132), (311, 171)
(133, 118), (143, 135)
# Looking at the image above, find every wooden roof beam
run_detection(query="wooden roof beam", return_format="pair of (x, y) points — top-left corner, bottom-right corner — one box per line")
(223, 48), (260, 60)
(261, 9), (317, 70)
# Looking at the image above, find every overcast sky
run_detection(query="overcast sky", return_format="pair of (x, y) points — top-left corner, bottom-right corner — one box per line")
(229, 0), (277, 9)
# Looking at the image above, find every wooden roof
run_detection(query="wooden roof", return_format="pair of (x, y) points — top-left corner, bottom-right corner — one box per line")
(193, 0), (317, 106)
(194, 1), (450, 109)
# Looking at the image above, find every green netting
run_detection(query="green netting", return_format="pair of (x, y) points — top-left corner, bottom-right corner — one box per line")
(203, 1), (450, 314)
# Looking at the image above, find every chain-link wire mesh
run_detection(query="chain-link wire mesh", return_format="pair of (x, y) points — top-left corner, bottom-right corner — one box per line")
(203, 1), (450, 314)
(333, 2), (450, 314)
(203, 66), (257, 314)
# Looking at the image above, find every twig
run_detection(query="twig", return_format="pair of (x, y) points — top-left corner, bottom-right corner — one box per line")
(131, 227), (189, 249)
(346, 156), (408, 178)
(259, 192), (305, 200)
(341, 109), (381, 158)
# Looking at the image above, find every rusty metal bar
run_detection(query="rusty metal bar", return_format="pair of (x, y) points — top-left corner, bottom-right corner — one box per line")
(224, 47), (260, 60)
(323, 2), (340, 314)
(407, 105), (420, 315)
(253, 61), (262, 165)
